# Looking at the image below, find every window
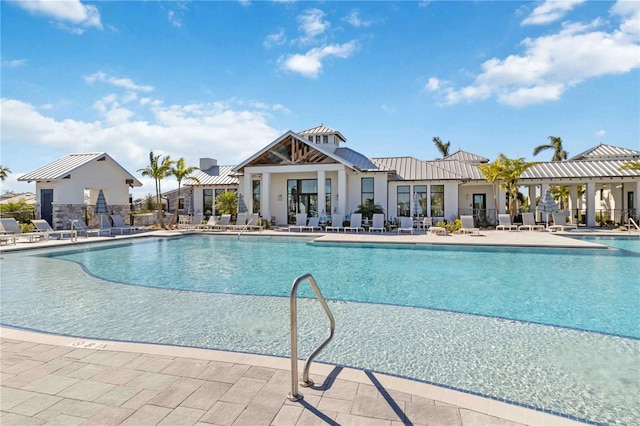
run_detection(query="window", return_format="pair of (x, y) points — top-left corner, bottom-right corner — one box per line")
(252, 180), (260, 214)
(287, 179), (319, 224)
(325, 178), (331, 215)
(315, 135), (321, 143)
(361, 177), (374, 206)
(430, 185), (444, 217)
(414, 185), (427, 216)
(397, 185), (410, 217)
(178, 198), (185, 210)
(323, 135), (328, 143)
(203, 189), (213, 216)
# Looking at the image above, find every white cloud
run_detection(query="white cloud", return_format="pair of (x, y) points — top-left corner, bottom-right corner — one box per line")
(2, 59), (28, 68)
(344, 10), (371, 28)
(15, 0), (102, 33)
(168, 10), (181, 28)
(264, 28), (286, 48)
(278, 41), (358, 78)
(0, 95), (283, 198)
(297, 8), (330, 44)
(428, 1), (640, 107)
(593, 130), (606, 138)
(522, 0), (586, 26)
(84, 72), (155, 93)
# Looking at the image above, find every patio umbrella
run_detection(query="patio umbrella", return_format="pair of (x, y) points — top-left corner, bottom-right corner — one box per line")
(412, 192), (421, 217)
(94, 189), (111, 229)
(237, 193), (248, 214)
(536, 189), (559, 228)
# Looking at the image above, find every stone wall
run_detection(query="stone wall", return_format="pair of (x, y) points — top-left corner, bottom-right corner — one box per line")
(50, 203), (132, 230)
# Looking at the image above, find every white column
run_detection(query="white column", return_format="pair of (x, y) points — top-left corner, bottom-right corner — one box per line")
(568, 184), (578, 221)
(243, 173), (252, 213)
(528, 185), (536, 212)
(497, 184), (507, 214)
(586, 182), (596, 227)
(634, 181), (640, 218)
(317, 170), (326, 217)
(338, 169), (347, 215)
(261, 172), (270, 219)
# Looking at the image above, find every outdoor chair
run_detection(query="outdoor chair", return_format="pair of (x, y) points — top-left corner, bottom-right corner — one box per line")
(71, 219), (102, 237)
(211, 214), (231, 231)
(369, 213), (385, 233)
(289, 213), (308, 232)
(549, 212), (578, 232)
(0, 218), (44, 242)
(458, 215), (480, 235)
(496, 214), (518, 231)
(229, 213), (248, 231)
(31, 219), (76, 240)
(109, 214), (136, 235)
(0, 221), (17, 245)
(518, 213), (545, 231)
(301, 216), (322, 232)
(344, 213), (364, 233)
(397, 217), (414, 234)
(326, 214), (343, 232)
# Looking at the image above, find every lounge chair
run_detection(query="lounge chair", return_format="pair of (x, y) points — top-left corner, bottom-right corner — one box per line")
(31, 219), (76, 240)
(229, 213), (248, 231)
(289, 213), (308, 232)
(177, 215), (193, 230)
(301, 216), (322, 232)
(0, 218), (43, 242)
(325, 214), (343, 232)
(71, 219), (102, 237)
(211, 214), (231, 231)
(549, 212), (578, 232)
(344, 213), (364, 233)
(245, 214), (264, 232)
(397, 217), (414, 234)
(0, 221), (17, 245)
(496, 214), (518, 231)
(458, 215), (480, 235)
(419, 217), (432, 231)
(428, 225), (447, 235)
(369, 213), (385, 233)
(110, 214), (136, 235)
(518, 213), (545, 231)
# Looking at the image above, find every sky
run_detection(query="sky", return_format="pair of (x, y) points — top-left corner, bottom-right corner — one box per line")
(1, 0), (639, 199)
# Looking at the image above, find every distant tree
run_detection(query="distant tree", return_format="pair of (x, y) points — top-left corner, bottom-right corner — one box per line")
(0, 165), (10, 181)
(533, 136), (568, 161)
(620, 161), (640, 171)
(168, 158), (200, 225)
(479, 154), (537, 219)
(138, 151), (173, 228)
(432, 137), (451, 158)
(355, 199), (385, 220)
(216, 191), (238, 215)
(477, 157), (505, 215)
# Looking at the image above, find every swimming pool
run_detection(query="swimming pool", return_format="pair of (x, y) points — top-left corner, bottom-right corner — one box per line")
(1, 235), (638, 425)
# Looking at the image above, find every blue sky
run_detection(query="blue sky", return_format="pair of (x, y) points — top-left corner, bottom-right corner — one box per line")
(2, 0), (639, 199)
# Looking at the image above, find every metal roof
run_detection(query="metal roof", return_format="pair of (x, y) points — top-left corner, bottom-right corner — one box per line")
(185, 165), (238, 186)
(442, 150), (489, 164)
(568, 143), (640, 161)
(521, 160), (640, 180)
(298, 125), (347, 143)
(18, 152), (142, 186)
(334, 148), (384, 171)
(371, 157), (481, 180)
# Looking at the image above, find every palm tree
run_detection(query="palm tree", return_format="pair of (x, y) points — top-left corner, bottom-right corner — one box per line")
(0, 165), (10, 181)
(620, 161), (640, 171)
(498, 155), (537, 217)
(216, 191), (238, 215)
(138, 151), (173, 228)
(169, 158), (200, 226)
(432, 137), (451, 158)
(533, 136), (568, 161)
(477, 157), (505, 216)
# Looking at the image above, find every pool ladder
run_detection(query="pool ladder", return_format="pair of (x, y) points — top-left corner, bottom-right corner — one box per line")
(287, 273), (336, 402)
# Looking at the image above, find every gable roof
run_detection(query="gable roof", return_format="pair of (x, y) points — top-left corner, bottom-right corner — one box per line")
(521, 160), (639, 180)
(185, 165), (238, 186)
(441, 150), (489, 164)
(298, 125), (347, 143)
(371, 157), (484, 180)
(232, 130), (382, 173)
(18, 152), (142, 186)
(568, 143), (640, 161)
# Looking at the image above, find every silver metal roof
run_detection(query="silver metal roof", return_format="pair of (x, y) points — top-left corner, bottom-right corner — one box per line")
(568, 143), (640, 161)
(185, 165), (238, 186)
(298, 125), (347, 142)
(442, 150), (489, 164)
(371, 157), (481, 180)
(521, 160), (640, 180)
(18, 152), (142, 186)
(334, 148), (384, 171)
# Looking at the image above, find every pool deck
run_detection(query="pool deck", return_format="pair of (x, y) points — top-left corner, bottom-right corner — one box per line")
(2, 227), (635, 425)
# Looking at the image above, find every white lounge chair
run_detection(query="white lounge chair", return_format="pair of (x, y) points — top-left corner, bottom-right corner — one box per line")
(549, 212), (578, 232)
(229, 213), (248, 231)
(0, 218), (43, 242)
(369, 213), (385, 233)
(301, 216), (322, 232)
(496, 214), (518, 231)
(110, 214), (136, 235)
(518, 213), (544, 231)
(71, 219), (102, 237)
(419, 217), (432, 231)
(0, 220), (17, 245)
(458, 215), (480, 235)
(397, 217), (413, 234)
(344, 213), (364, 233)
(245, 214), (264, 232)
(31, 219), (76, 240)
(289, 213), (308, 232)
(325, 214), (343, 232)
(212, 214), (231, 231)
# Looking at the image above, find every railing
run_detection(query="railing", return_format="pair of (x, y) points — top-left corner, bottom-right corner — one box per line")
(287, 273), (335, 402)
(627, 218), (640, 234)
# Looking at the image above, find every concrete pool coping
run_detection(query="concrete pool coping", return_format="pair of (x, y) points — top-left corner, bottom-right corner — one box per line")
(2, 228), (635, 425)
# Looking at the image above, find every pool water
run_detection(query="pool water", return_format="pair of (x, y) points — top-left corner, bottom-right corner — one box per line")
(1, 235), (639, 425)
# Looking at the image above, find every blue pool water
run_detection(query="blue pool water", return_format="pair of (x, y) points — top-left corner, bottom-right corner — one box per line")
(1, 235), (639, 425)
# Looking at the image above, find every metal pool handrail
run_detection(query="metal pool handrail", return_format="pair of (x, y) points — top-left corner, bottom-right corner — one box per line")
(287, 273), (336, 402)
